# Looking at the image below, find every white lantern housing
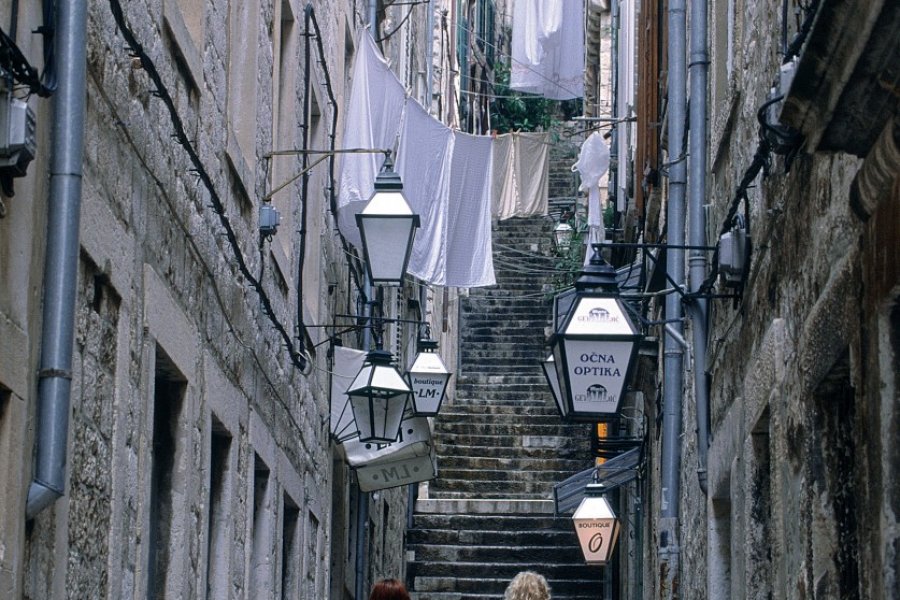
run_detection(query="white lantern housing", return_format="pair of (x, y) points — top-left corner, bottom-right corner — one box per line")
(356, 155), (420, 286)
(407, 340), (451, 416)
(551, 250), (640, 420)
(347, 350), (412, 443)
(572, 484), (621, 565)
(553, 222), (575, 252)
(540, 353), (568, 419)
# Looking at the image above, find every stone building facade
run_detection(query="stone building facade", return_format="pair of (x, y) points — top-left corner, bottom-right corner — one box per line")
(0, 1), (438, 599)
(589, 0), (900, 598)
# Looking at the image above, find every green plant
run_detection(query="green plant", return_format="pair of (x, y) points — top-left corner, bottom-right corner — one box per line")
(490, 62), (582, 133)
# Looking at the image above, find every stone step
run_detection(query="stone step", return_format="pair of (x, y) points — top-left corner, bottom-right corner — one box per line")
(409, 212), (594, 600)
(433, 442), (590, 461)
(436, 411), (565, 425)
(408, 543), (586, 565)
(455, 375), (549, 386)
(432, 470), (582, 489)
(436, 402), (560, 416)
(427, 483), (557, 500)
(456, 386), (551, 400)
(436, 455), (590, 472)
(431, 433), (590, 452)
(410, 511), (571, 529)
(409, 575), (603, 598)
(435, 421), (573, 436)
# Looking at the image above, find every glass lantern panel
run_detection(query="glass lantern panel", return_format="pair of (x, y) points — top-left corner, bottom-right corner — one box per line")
(561, 339), (634, 414)
(564, 297), (636, 337)
(361, 217), (416, 283)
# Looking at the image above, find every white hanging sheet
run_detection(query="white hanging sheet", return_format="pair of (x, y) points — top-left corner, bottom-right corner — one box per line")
(510, 0), (584, 100)
(445, 132), (496, 287)
(337, 31), (407, 249)
(492, 131), (551, 220)
(329, 346), (368, 441)
(397, 101), (454, 284)
(338, 29), (497, 287)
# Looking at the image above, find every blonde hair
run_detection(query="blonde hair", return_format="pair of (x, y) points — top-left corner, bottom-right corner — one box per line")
(504, 571), (551, 600)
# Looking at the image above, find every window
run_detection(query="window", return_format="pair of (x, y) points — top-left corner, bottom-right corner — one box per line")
(162, 0), (204, 93)
(305, 511), (321, 598)
(272, 0), (298, 265)
(205, 420), (232, 600)
(810, 353), (860, 599)
(747, 409), (772, 597)
(227, 0), (260, 165)
(711, 0), (736, 147)
(281, 498), (300, 599)
(148, 347), (186, 600)
(250, 456), (274, 595)
(710, 497), (732, 598)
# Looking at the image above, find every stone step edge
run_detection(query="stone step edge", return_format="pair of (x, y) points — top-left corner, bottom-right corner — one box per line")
(415, 497), (555, 515)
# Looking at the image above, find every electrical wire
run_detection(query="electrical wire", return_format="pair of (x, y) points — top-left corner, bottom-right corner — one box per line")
(107, 0), (307, 372)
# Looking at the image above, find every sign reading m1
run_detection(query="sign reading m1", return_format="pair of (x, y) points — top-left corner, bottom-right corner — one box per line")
(356, 454), (437, 492)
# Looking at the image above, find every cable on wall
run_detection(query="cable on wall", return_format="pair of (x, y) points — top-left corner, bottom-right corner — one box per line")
(107, 0), (307, 371)
(305, 4), (365, 297)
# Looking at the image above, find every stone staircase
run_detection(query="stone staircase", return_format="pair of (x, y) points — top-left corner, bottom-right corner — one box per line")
(406, 215), (606, 600)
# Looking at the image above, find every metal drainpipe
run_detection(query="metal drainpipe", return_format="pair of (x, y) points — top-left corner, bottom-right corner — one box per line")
(369, 0), (378, 31)
(689, 0), (710, 496)
(608, 0), (619, 209)
(661, 0), (687, 596)
(26, 0), (88, 519)
(355, 275), (373, 600)
(426, 0), (435, 113)
(357, 3), (377, 591)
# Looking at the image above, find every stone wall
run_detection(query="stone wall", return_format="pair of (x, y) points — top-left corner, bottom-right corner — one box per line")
(0, 0), (420, 598)
(659, 1), (900, 599)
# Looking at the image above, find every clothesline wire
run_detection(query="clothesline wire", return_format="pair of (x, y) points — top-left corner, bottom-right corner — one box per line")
(456, 19), (583, 100)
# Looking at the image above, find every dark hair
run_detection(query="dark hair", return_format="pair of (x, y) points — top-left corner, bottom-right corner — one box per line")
(369, 578), (410, 600)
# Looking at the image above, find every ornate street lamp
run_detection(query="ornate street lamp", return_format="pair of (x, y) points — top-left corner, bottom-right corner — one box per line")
(553, 222), (575, 253)
(550, 249), (641, 420)
(346, 349), (412, 443)
(406, 338), (451, 417)
(356, 152), (420, 286)
(572, 483), (621, 565)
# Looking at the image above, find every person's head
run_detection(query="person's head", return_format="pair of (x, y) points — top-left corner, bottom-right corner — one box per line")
(504, 571), (551, 600)
(369, 578), (410, 600)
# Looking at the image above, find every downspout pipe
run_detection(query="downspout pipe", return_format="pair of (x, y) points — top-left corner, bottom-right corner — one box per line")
(27, 0), (89, 519)
(608, 0), (619, 205)
(369, 0), (378, 30)
(661, 0), (687, 595)
(355, 274), (373, 600)
(426, 0), (435, 113)
(689, 0), (710, 496)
